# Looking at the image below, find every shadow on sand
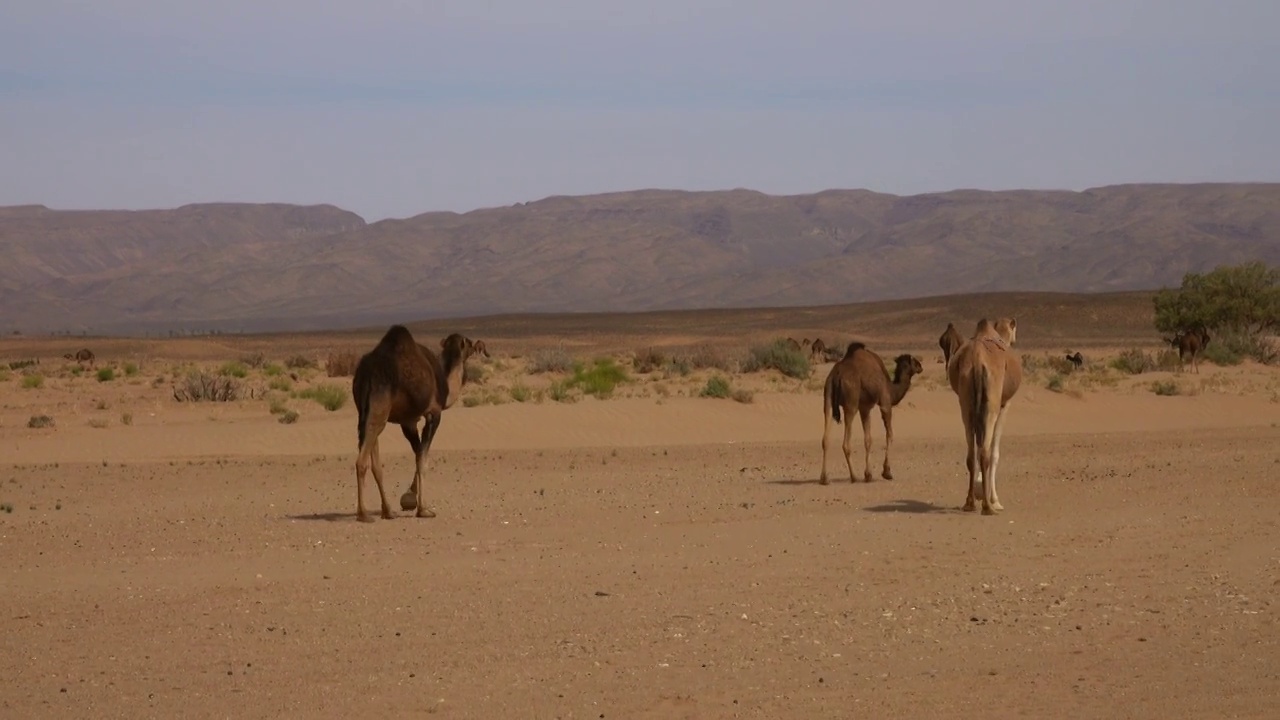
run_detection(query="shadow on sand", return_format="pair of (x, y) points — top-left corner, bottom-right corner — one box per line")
(285, 511), (361, 522)
(861, 499), (955, 514)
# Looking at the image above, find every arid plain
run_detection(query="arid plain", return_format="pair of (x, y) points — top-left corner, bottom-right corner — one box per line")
(2, 292), (1279, 719)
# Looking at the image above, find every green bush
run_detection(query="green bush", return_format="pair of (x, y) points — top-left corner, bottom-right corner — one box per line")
(21, 374), (43, 389)
(278, 410), (300, 424)
(743, 339), (811, 379)
(296, 384), (347, 411)
(96, 367), (115, 382)
(1046, 374), (1065, 393)
(219, 361), (249, 378)
(1151, 380), (1180, 396)
(1109, 349), (1154, 375)
(701, 375), (732, 398)
(123, 362), (140, 377)
(570, 359), (628, 398)
(509, 383), (533, 403)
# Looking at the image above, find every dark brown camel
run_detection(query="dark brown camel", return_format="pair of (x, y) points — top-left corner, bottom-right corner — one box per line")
(1065, 351), (1084, 370)
(1167, 329), (1210, 374)
(472, 340), (491, 358)
(809, 338), (828, 363)
(939, 323), (963, 365)
(820, 342), (924, 484)
(63, 348), (95, 367)
(351, 325), (477, 522)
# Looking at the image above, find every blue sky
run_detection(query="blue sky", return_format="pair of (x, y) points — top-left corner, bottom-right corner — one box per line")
(2, 1), (1277, 220)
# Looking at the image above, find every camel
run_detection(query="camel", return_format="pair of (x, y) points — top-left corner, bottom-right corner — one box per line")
(1065, 351), (1084, 370)
(948, 317), (1023, 515)
(472, 340), (491, 359)
(820, 342), (924, 484)
(351, 325), (478, 523)
(785, 337), (802, 352)
(939, 323), (963, 365)
(63, 348), (95, 367)
(809, 338), (828, 363)
(1167, 328), (1210, 374)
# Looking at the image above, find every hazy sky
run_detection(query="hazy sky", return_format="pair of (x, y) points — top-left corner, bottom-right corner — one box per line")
(2, 1), (1277, 220)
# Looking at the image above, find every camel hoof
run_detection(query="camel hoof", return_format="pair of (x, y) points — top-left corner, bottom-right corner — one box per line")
(982, 506), (997, 516)
(818, 477), (829, 486)
(962, 503), (976, 512)
(381, 509), (394, 520)
(357, 514), (375, 524)
(991, 502), (1005, 512)
(416, 507), (437, 519)
(862, 474), (874, 483)
(399, 492), (418, 511)
(881, 471), (894, 481)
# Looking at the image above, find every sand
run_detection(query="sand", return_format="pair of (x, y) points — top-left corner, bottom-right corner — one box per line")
(2, 330), (1279, 719)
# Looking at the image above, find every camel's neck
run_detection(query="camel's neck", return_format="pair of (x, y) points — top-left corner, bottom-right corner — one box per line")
(439, 358), (465, 410)
(889, 375), (915, 406)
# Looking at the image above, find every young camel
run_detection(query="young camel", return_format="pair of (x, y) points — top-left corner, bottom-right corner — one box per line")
(809, 338), (828, 363)
(939, 323), (963, 365)
(948, 318), (1022, 514)
(351, 325), (477, 522)
(1167, 328), (1211, 374)
(820, 343), (925, 484)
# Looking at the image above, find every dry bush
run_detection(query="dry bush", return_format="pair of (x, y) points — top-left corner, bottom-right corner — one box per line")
(326, 350), (359, 377)
(173, 371), (243, 402)
(240, 352), (268, 368)
(632, 347), (668, 374)
(284, 354), (317, 370)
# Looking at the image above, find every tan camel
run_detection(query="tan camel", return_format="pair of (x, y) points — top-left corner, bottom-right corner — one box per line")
(820, 342), (925, 484)
(1167, 328), (1210, 374)
(351, 325), (477, 522)
(472, 340), (491, 358)
(948, 317), (1022, 514)
(63, 348), (95, 367)
(939, 323), (963, 365)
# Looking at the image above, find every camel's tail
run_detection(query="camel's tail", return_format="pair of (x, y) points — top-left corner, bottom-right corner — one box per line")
(970, 364), (990, 453)
(826, 375), (844, 424)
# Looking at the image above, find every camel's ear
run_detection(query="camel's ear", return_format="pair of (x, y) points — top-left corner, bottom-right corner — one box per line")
(1009, 318), (1017, 330)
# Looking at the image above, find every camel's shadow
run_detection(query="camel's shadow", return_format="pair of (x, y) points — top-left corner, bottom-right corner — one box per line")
(763, 477), (829, 486)
(862, 499), (954, 514)
(286, 511), (361, 522)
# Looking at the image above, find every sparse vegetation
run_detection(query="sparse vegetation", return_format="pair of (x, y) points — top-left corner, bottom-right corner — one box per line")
(1110, 349), (1155, 375)
(268, 399), (289, 415)
(278, 409), (300, 424)
(263, 363), (285, 376)
(88, 418), (109, 429)
(509, 382), (534, 403)
(548, 379), (576, 403)
(123, 361), (140, 377)
(8, 359), (38, 370)
(529, 347), (574, 374)
(173, 371), (242, 402)
(22, 374), (44, 389)
(731, 388), (755, 404)
(27, 415), (54, 429)
(1154, 261), (1280, 364)
(240, 352), (268, 368)
(96, 367), (116, 382)
(464, 363), (486, 385)
(632, 347), (667, 374)
(569, 358), (629, 398)
(296, 384), (347, 411)
(121, 412), (133, 426)
(0, 368), (10, 382)
(218, 361), (249, 378)
(701, 375), (732, 399)
(326, 350), (359, 377)
(268, 377), (293, 392)
(284, 354), (316, 370)
(1046, 374), (1065, 393)
(743, 339), (811, 379)
(1151, 380), (1181, 396)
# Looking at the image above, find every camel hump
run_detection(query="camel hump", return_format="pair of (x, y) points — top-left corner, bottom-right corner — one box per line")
(843, 341), (866, 359)
(375, 324), (418, 352)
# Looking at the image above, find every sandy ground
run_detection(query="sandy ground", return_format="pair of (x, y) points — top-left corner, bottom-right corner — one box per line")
(2, 330), (1280, 719)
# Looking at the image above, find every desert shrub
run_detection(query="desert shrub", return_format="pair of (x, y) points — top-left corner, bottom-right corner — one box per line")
(509, 383), (533, 403)
(88, 418), (109, 429)
(663, 357), (692, 377)
(461, 395), (484, 407)
(123, 362), (140, 377)
(570, 359), (628, 398)
(278, 410), (300, 424)
(743, 340), (811, 379)
(1020, 354), (1043, 373)
(731, 388), (755, 404)
(269, 377), (293, 392)
(240, 352), (267, 368)
(632, 347), (668, 374)
(22, 374), (44, 389)
(1046, 355), (1077, 375)
(121, 412), (134, 426)
(263, 363), (284, 376)
(529, 347), (574, 374)
(173, 371), (242, 402)
(297, 384), (347, 411)
(1154, 261), (1279, 337)
(1151, 380), (1180, 396)
(0, 368), (10, 382)
(8, 359), (38, 370)
(96, 367), (116, 382)
(464, 363), (486, 384)
(268, 399), (289, 415)
(1200, 329), (1276, 366)
(1109, 349), (1154, 375)
(1154, 349), (1182, 371)
(683, 345), (734, 371)
(1046, 374), (1065, 393)
(27, 414), (54, 428)
(701, 375), (732, 399)
(219, 361), (249, 378)
(548, 379), (576, 403)
(326, 350), (359, 377)
(284, 354), (316, 370)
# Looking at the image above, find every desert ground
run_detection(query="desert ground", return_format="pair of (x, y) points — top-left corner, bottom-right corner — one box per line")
(2, 296), (1279, 719)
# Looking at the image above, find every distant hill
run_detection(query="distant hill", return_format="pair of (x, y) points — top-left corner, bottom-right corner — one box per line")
(2, 183), (1278, 335)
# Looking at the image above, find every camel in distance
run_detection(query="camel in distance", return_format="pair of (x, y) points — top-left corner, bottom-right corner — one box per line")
(350, 325), (479, 523)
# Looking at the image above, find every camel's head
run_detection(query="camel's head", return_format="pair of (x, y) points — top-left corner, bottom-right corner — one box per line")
(439, 333), (477, 366)
(994, 317), (1017, 344)
(473, 340), (491, 359)
(892, 354), (925, 382)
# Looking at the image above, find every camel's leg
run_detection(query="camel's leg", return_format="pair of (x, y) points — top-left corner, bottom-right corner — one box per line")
(879, 406), (894, 480)
(987, 404), (1010, 512)
(960, 410), (978, 512)
(413, 412), (441, 519)
(398, 422), (424, 511)
(354, 414), (388, 523)
(370, 437), (393, 520)
(841, 408), (858, 484)
(979, 404), (1000, 516)
(858, 405), (874, 482)
(819, 410), (833, 485)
